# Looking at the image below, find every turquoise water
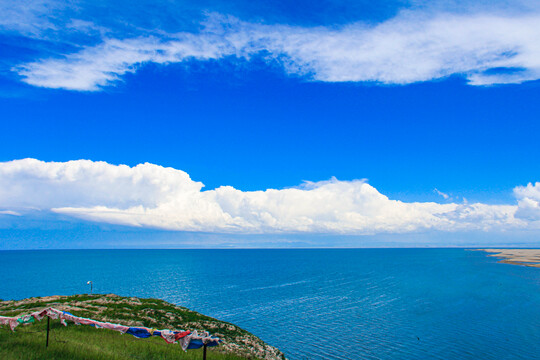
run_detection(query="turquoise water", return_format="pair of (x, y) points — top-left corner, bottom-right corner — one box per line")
(2, 249), (540, 359)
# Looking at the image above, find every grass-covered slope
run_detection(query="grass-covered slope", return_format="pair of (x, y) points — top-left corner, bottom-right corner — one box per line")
(0, 294), (286, 360)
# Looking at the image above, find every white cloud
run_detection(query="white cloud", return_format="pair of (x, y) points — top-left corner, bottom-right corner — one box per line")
(0, 210), (20, 216)
(12, 11), (540, 90)
(0, 159), (531, 234)
(0, 0), (63, 36)
(434, 188), (450, 200)
(16, 33), (236, 90)
(514, 182), (540, 222)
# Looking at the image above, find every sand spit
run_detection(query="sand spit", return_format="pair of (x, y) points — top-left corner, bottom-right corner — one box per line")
(476, 249), (540, 268)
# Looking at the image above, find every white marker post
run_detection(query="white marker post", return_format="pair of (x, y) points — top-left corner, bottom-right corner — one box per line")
(87, 281), (93, 294)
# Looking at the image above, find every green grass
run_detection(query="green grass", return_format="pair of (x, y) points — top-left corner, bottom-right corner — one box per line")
(0, 320), (243, 360)
(0, 294), (286, 360)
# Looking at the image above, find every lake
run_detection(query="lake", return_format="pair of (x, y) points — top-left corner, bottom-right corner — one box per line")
(2, 249), (540, 359)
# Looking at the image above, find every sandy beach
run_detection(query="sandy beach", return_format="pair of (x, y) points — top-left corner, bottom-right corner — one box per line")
(477, 249), (540, 268)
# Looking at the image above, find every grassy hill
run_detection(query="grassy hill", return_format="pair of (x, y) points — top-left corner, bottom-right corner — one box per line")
(0, 294), (286, 360)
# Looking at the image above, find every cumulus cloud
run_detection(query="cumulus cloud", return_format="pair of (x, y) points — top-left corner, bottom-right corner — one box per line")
(12, 10), (540, 90)
(514, 182), (540, 222)
(0, 159), (531, 234)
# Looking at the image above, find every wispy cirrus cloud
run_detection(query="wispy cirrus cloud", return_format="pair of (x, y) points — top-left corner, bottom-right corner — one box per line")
(434, 189), (450, 200)
(0, 159), (535, 235)
(10, 9), (540, 91)
(15, 32), (237, 91)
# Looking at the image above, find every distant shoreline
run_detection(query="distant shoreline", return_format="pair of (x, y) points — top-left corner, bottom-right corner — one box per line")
(475, 249), (540, 268)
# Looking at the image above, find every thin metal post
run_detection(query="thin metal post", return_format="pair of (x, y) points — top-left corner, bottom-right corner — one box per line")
(46, 316), (50, 348)
(203, 344), (207, 360)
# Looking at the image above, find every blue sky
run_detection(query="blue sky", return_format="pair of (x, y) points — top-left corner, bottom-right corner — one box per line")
(0, 0), (539, 248)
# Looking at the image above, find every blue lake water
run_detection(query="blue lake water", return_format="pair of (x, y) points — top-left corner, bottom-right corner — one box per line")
(2, 249), (540, 359)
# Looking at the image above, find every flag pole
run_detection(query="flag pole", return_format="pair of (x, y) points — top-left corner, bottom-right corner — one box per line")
(46, 316), (50, 347)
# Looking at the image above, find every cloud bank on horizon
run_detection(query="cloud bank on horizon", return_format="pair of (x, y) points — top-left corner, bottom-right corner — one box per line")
(4, 1), (540, 90)
(0, 159), (538, 235)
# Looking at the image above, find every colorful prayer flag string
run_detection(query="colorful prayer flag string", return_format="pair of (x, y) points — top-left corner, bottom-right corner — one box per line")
(0, 307), (220, 351)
